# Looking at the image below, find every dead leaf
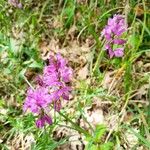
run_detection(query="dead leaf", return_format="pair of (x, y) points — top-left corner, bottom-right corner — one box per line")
(54, 126), (85, 150)
(23, 133), (36, 150)
(80, 105), (105, 130)
(145, 51), (150, 58)
(77, 64), (89, 80)
(102, 71), (114, 89)
(134, 84), (149, 99)
(124, 128), (139, 148)
(67, 25), (77, 41)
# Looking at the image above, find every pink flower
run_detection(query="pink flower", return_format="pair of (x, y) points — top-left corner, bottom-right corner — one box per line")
(54, 101), (62, 112)
(23, 87), (51, 114)
(43, 54), (72, 86)
(113, 39), (126, 45)
(23, 54), (73, 128)
(114, 48), (124, 57)
(8, 0), (22, 8)
(101, 14), (127, 58)
(36, 118), (44, 128)
(36, 115), (52, 128)
(108, 47), (115, 58)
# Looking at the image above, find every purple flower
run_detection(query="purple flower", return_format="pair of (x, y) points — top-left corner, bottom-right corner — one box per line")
(36, 118), (45, 128)
(108, 47), (115, 58)
(8, 0), (22, 8)
(56, 54), (73, 82)
(114, 48), (124, 57)
(23, 87), (51, 114)
(113, 39), (126, 45)
(43, 54), (72, 86)
(36, 115), (52, 128)
(35, 76), (44, 86)
(51, 86), (72, 102)
(23, 54), (73, 128)
(101, 14), (127, 58)
(54, 101), (62, 112)
(43, 115), (52, 125)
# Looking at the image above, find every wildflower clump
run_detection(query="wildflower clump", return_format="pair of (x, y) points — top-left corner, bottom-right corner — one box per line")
(101, 14), (127, 58)
(23, 54), (73, 128)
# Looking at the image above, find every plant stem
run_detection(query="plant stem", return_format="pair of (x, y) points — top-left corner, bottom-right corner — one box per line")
(93, 49), (104, 74)
(58, 111), (90, 137)
(24, 76), (34, 90)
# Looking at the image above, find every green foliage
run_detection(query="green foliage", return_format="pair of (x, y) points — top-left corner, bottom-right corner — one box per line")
(61, 0), (75, 28)
(99, 142), (114, 150)
(92, 125), (107, 142)
(85, 125), (113, 150)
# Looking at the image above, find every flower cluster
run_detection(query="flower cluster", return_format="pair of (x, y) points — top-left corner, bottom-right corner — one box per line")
(23, 54), (73, 128)
(101, 14), (127, 58)
(8, 0), (22, 8)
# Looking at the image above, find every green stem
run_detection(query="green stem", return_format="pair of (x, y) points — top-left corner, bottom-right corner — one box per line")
(147, 79), (150, 126)
(24, 76), (34, 90)
(99, 7), (124, 21)
(58, 111), (90, 137)
(93, 48), (104, 74)
(38, 0), (49, 23)
(135, 0), (147, 52)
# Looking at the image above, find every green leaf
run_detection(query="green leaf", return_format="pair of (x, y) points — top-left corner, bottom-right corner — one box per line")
(86, 125), (107, 150)
(23, 59), (43, 69)
(124, 61), (132, 94)
(128, 34), (140, 48)
(85, 144), (99, 150)
(18, 68), (26, 80)
(99, 142), (113, 150)
(9, 38), (20, 55)
(28, 61), (43, 69)
(93, 125), (107, 143)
